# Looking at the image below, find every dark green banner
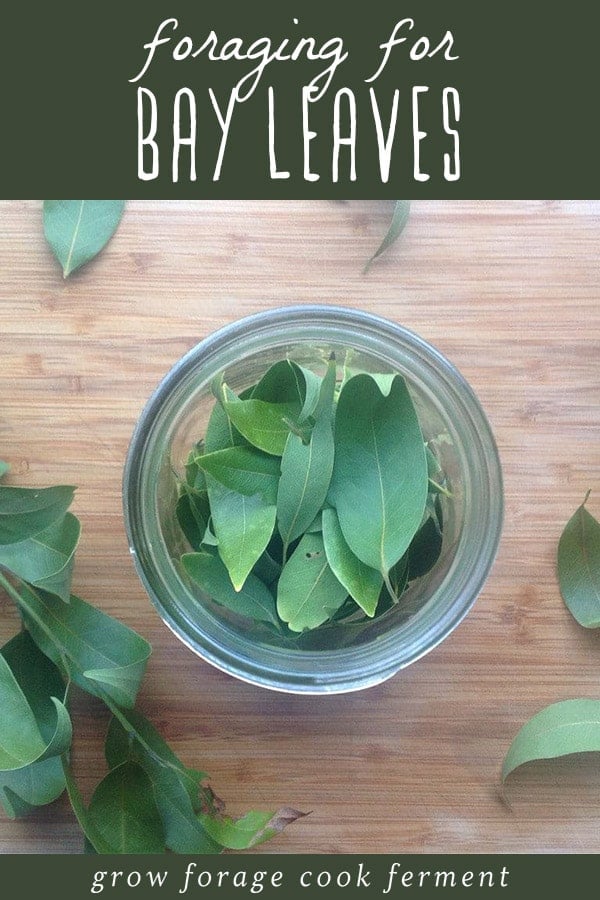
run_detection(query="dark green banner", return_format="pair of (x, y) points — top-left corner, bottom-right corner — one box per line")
(1, 0), (599, 197)
(0, 854), (597, 898)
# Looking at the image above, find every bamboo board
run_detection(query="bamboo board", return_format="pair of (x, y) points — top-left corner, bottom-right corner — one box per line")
(0, 199), (599, 854)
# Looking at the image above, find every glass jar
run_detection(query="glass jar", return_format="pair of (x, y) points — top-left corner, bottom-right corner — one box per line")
(123, 306), (503, 694)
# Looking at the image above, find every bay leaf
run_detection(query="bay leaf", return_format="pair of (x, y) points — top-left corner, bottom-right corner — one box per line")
(200, 807), (307, 850)
(252, 549), (282, 587)
(321, 507), (382, 617)
(408, 514), (443, 580)
(17, 585), (151, 709)
(222, 392), (301, 456)
(0, 632), (69, 816)
(105, 708), (208, 810)
(276, 533), (349, 632)
(196, 446), (280, 503)
(0, 757), (66, 818)
(557, 494), (600, 628)
(105, 711), (220, 853)
(0, 640), (71, 771)
(88, 761), (165, 853)
(207, 474), (276, 590)
(367, 373), (397, 397)
(182, 549), (279, 626)
(329, 373), (428, 575)
(0, 484), (75, 545)
(176, 491), (210, 550)
(204, 397), (247, 453)
(250, 359), (321, 422)
(365, 200), (411, 272)
(0, 511), (80, 602)
(388, 552), (410, 600)
(277, 359), (336, 550)
(184, 441), (207, 492)
(502, 699), (600, 781)
(43, 200), (126, 278)
(0, 461), (9, 479)
(304, 511), (323, 534)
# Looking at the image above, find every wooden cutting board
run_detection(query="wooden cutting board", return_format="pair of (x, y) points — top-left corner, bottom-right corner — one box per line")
(1, 199), (599, 854)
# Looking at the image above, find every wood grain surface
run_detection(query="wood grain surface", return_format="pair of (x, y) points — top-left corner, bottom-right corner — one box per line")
(0, 200), (599, 855)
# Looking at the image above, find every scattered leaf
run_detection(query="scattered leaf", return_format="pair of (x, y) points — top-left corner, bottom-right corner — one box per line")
(365, 200), (410, 272)
(557, 493), (600, 628)
(0, 466), (301, 854)
(43, 200), (125, 278)
(502, 699), (600, 781)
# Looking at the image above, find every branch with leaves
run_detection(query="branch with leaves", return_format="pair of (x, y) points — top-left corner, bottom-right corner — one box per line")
(0, 463), (304, 853)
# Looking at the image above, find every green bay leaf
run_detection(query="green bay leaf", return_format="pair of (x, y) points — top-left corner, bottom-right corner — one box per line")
(0, 634), (71, 772)
(0, 512), (80, 602)
(182, 549), (278, 626)
(0, 757), (66, 818)
(18, 587), (151, 709)
(322, 507), (382, 617)
(502, 699), (600, 781)
(43, 200), (126, 278)
(557, 495), (600, 628)
(176, 491), (210, 550)
(276, 361), (336, 549)
(200, 807), (306, 850)
(222, 394), (300, 456)
(329, 373), (427, 575)
(207, 475), (276, 590)
(0, 462), (9, 479)
(105, 712), (220, 853)
(250, 358), (320, 418)
(365, 200), (411, 272)
(88, 761), (165, 853)
(0, 484), (75, 545)
(408, 514), (443, 580)
(276, 533), (348, 632)
(105, 709), (208, 808)
(197, 446), (280, 503)
(184, 441), (207, 492)
(204, 398), (247, 453)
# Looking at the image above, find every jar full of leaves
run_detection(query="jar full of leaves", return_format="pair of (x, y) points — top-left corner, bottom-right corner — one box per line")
(124, 306), (503, 693)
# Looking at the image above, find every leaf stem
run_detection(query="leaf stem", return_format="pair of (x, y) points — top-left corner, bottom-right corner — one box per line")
(428, 478), (453, 498)
(0, 570), (71, 673)
(382, 570), (400, 605)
